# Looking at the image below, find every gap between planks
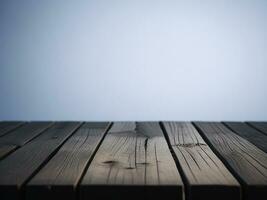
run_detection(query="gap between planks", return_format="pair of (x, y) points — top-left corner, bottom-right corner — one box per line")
(193, 122), (267, 200)
(25, 122), (112, 200)
(161, 122), (240, 200)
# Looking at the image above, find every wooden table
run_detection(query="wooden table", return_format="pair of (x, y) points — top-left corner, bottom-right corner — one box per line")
(0, 121), (266, 200)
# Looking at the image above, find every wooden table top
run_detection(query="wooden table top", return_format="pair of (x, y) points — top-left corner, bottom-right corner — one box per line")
(0, 121), (266, 200)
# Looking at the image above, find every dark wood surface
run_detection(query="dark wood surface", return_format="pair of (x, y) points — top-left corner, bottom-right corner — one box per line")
(247, 122), (267, 136)
(0, 122), (81, 200)
(0, 122), (53, 159)
(162, 122), (240, 200)
(26, 122), (111, 200)
(194, 122), (267, 200)
(0, 122), (25, 137)
(224, 122), (267, 153)
(0, 121), (266, 200)
(80, 122), (184, 200)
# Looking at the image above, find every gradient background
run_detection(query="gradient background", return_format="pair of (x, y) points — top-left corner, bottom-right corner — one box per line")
(0, 0), (266, 121)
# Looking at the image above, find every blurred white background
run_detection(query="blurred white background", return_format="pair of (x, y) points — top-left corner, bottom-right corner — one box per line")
(0, 0), (266, 120)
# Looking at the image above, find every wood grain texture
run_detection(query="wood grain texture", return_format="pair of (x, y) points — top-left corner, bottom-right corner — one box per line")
(0, 122), (53, 159)
(0, 144), (16, 159)
(80, 122), (183, 200)
(0, 122), (24, 137)
(224, 122), (267, 153)
(26, 122), (111, 200)
(0, 122), (81, 200)
(194, 122), (267, 200)
(162, 122), (240, 200)
(247, 122), (267, 136)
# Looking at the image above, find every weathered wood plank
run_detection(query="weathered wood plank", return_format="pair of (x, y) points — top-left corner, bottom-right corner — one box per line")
(0, 122), (24, 137)
(0, 122), (53, 159)
(224, 122), (267, 153)
(194, 122), (267, 200)
(26, 122), (111, 200)
(247, 122), (267, 136)
(80, 122), (183, 200)
(162, 122), (240, 200)
(0, 122), (81, 200)
(0, 144), (16, 159)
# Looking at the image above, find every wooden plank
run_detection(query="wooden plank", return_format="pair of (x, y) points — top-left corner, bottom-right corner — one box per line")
(224, 122), (267, 153)
(194, 122), (267, 200)
(0, 122), (25, 137)
(247, 122), (267, 136)
(26, 122), (111, 200)
(0, 145), (17, 159)
(0, 122), (53, 159)
(80, 122), (183, 200)
(162, 122), (240, 200)
(0, 122), (81, 200)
